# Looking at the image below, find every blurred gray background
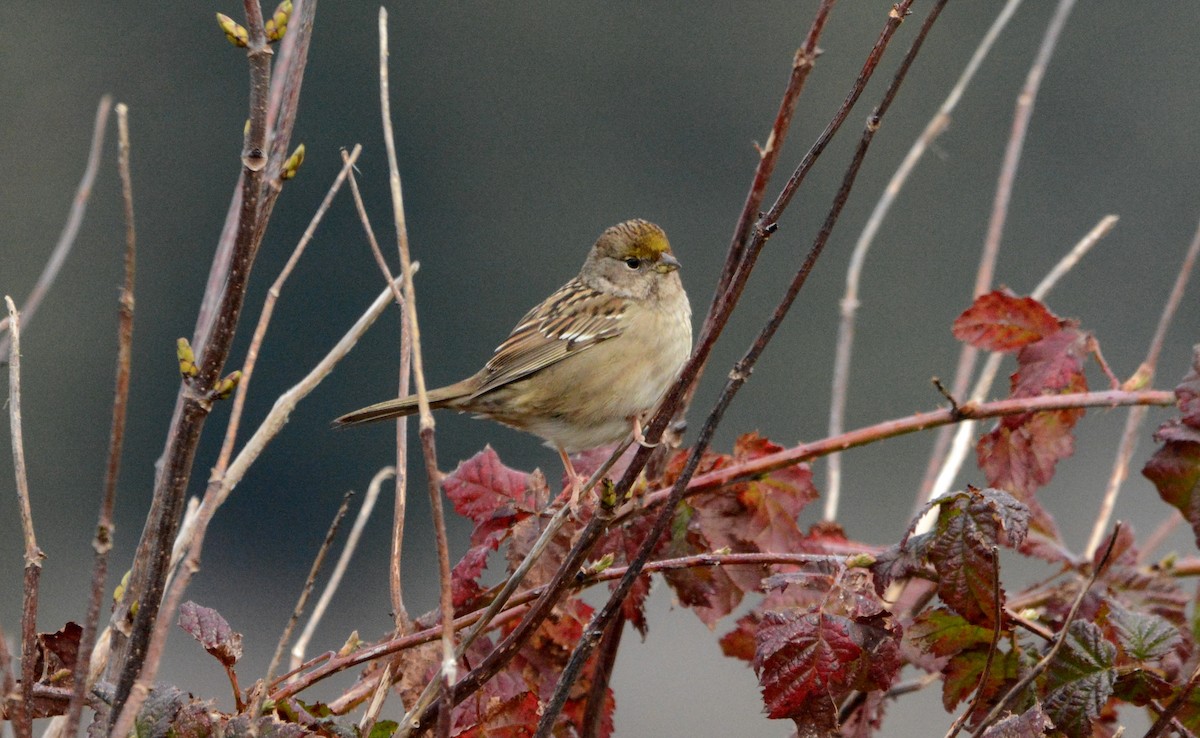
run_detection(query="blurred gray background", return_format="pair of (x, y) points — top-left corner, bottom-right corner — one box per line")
(2, 2), (1198, 735)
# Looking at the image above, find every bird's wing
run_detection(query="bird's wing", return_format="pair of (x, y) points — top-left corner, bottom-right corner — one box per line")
(472, 277), (627, 397)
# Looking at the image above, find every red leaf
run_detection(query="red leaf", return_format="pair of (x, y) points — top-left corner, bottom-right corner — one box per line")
(952, 290), (1062, 352)
(1143, 428), (1200, 548)
(178, 601), (243, 667)
(754, 609), (901, 724)
(1009, 326), (1089, 400)
(593, 513), (660, 636)
(978, 410), (1077, 500)
(445, 447), (542, 543)
(453, 692), (539, 738)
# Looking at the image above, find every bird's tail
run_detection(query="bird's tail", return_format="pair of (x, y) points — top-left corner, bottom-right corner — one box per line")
(333, 381), (471, 427)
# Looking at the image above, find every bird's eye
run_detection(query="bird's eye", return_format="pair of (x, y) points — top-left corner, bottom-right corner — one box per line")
(624, 257), (641, 269)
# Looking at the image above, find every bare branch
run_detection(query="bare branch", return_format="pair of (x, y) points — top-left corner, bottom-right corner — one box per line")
(252, 490), (356, 719)
(826, 0), (1023, 520)
(63, 101), (138, 738)
(342, 151), (412, 627)
(5, 296), (45, 738)
(0, 96), (112, 357)
(378, 10), (454, 731)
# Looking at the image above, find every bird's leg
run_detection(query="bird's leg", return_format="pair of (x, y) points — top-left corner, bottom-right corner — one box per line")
(558, 447), (586, 510)
(631, 416), (658, 448)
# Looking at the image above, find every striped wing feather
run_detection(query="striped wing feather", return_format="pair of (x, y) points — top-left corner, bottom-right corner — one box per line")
(472, 278), (626, 396)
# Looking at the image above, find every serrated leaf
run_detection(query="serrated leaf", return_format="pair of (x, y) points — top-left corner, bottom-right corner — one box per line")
(1112, 668), (1175, 706)
(178, 601), (243, 667)
(1103, 599), (1181, 663)
(444, 446), (540, 534)
(452, 693), (539, 738)
(133, 685), (186, 738)
(952, 290), (1062, 352)
(927, 489), (1028, 628)
(1042, 620), (1117, 738)
(980, 703), (1053, 737)
(754, 608), (901, 726)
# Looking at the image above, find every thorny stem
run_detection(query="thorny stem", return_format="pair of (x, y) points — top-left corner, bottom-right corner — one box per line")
(915, 0), (1077, 511)
(1084, 212), (1200, 557)
(6, 297), (44, 738)
(64, 102), (138, 738)
(0, 97), (112, 358)
(826, 0), (1024, 521)
(536, 2), (941, 733)
(378, 10), (454, 734)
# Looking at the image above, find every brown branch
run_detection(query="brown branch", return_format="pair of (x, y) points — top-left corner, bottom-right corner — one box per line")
(106, 2), (316, 728)
(536, 3), (941, 733)
(276, 550), (857, 704)
(291, 467), (393, 672)
(580, 612), (624, 738)
(0, 97), (112, 358)
(1085, 211), (1200, 556)
(916, 0), (1078, 512)
(63, 102), (138, 738)
(5, 297), (45, 738)
(972, 522), (1120, 737)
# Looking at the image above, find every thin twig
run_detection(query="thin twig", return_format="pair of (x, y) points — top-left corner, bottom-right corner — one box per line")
(916, 214), (1117, 533)
(6, 297), (44, 738)
(252, 491), (355, 719)
(535, 4), (943, 733)
(291, 467), (394, 674)
(1084, 212), (1200, 557)
(972, 523), (1120, 736)
(342, 151), (412, 627)
(63, 102), (138, 738)
(1145, 660), (1200, 738)
(915, 0), (1078, 512)
(689, 0), (835, 409)
(107, 275), (397, 738)
(0, 97), (112, 358)
(214, 144), (363, 478)
(945, 546), (1002, 738)
(378, 10), (454, 735)
(826, 0), (1024, 522)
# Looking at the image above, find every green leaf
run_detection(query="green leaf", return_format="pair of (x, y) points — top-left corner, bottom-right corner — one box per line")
(1042, 620), (1117, 738)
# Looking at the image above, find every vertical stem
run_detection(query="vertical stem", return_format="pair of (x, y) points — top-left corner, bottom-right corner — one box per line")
(378, 8), (456, 732)
(5, 297), (45, 738)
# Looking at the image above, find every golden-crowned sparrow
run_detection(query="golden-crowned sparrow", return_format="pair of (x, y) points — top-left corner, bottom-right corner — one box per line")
(335, 219), (693, 503)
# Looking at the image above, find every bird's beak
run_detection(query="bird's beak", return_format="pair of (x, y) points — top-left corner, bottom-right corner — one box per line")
(655, 253), (681, 273)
